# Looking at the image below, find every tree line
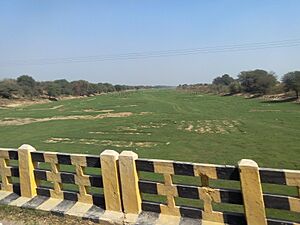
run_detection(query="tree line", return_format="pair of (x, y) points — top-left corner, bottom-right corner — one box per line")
(0, 75), (153, 99)
(178, 70), (300, 99)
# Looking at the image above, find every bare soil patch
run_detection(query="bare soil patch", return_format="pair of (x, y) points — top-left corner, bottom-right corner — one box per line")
(178, 120), (241, 134)
(113, 104), (138, 108)
(0, 99), (51, 108)
(250, 109), (281, 112)
(85, 98), (96, 102)
(29, 104), (64, 111)
(140, 122), (167, 128)
(83, 109), (114, 113)
(0, 94), (98, 109)
(138, 112), (152, 115)
(43, 137), (158, 148)
(44, 137), (74, 144)
(117, 126), (138, 131)
(0, 112), (133, 126)
(89, 130), (152, 135)
(89, 125), (154, 136)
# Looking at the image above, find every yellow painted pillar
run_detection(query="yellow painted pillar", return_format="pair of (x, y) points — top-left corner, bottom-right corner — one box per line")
(100, 150), (122, 212)
(238, 159), (267, 225)
(119, 151), (141, 214)
(18, 144), (37, 198)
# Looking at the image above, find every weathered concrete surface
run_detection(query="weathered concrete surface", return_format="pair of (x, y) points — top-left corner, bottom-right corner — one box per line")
(239, 159), (267, 225)
(0, 221), (25, 225)
(0, 191), (205, 225)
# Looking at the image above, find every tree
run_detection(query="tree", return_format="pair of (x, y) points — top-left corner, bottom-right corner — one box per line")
(103, 83), (115, 92)
(1, 75), (149, 99)
(210, 84), (229, 94)
(115, 85), (124, 92)
(282, 71), (300, 98)
(238, 70), (277, 94)
(0, 79), (20, 99)
(87, 83), (99, 95)
(16, 75), (37, 97)
(46, 83), (60, 97)
(213, 74), (235, 86)
(54, 79), (72, 95)
(17, 75), (36, 87)
(71, 80), (90, 96)
(229, 81), (242, 94)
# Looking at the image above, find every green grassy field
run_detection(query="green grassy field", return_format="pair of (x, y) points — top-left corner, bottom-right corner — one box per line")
(0, 89), (299, 169)
(0, 89), (299, 222)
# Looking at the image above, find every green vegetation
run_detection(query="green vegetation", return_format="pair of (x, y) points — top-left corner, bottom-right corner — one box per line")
(0, 89), (299, 222)
(238, 69), (277, 95)
(282, 71), (300, 98)
(0, 75), (153, 99)
(179, 69), (300, 98)
(0, 89), (299, 169)
(213, 74), (235, 86)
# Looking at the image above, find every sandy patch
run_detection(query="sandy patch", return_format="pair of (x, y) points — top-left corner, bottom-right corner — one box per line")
(0, 112), (133, 126)
(138, 112), (152, 115)
(44, 137), (74, 144)
(140, 122), (167, 129)
(0, 95), (100, 109)
(178, 120), (240, 134)
(117, 126), (138, 131)
(83, 109), (114, 113)
(30, 105), (64, 111)
(85, 98), (96, 102)
(100, 140), (157, 148)
(43, 137), (157, 148)
(113, 104), (138, 108)
(89, 131), (107, 134)
(89, 130), (152, 135)
(52, 105), (63, 109)
(250, 109), (281, 112)
(4, 103), (25, 108)
(186, 124), (194, 131)
(0, 99), (51, 108)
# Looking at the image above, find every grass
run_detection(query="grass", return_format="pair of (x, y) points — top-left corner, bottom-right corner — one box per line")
(0, 89), (299, 169)
(0, 89), (299, 222)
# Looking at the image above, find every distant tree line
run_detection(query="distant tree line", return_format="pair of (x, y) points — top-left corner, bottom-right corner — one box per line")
(177, 69), (300, 99)
(0, 75), (153, 99)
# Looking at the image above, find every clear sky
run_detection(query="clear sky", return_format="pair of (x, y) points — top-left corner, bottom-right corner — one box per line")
(1, 1), (300, 85)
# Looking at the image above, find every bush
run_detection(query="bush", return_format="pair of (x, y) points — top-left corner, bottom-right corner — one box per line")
(16, 75), (38, 97)
(0, 79), (20, 99)
(46, 83), (61, 97)
(0, 75), (151, 99)
(229, 81), (242, 94)
(213, 74), (235, 86)
(282, 71), (300, 98)
(17, 75), (36, 88)
(71, 80), (90, 96)
(54, 79), (72, 95)
(268, 83), (285, 95)
(238, 69), (277, 95)
(210, 84), (229, 94)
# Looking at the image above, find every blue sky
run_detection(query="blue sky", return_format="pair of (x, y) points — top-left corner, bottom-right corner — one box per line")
(1, 1), (300, 85)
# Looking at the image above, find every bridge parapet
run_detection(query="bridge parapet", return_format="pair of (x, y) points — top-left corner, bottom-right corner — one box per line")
(0, 145), (298, 225)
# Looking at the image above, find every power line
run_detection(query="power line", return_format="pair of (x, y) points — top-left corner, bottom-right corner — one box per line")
(2, 38), (300, 66)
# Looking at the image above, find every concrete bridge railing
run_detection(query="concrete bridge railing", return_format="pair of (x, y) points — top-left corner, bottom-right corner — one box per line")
(0, 144), (299, 225)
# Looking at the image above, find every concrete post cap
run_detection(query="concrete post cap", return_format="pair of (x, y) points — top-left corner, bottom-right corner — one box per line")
(238, 159), (258, 167)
